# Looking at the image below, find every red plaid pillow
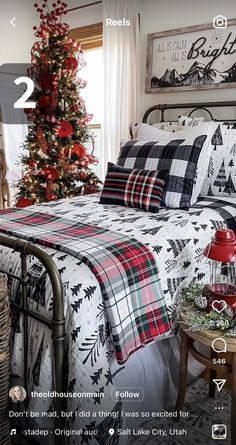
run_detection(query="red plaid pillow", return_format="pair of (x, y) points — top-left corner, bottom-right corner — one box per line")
(99, 163), (168, 212)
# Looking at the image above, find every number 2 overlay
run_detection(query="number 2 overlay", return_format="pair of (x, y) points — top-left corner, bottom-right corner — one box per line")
(0, 64), (36, 124)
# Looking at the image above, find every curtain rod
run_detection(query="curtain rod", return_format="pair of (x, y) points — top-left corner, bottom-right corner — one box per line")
(66, 1), (102, 13)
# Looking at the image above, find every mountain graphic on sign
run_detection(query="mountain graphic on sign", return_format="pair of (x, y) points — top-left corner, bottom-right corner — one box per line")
(151, 61), (236, 88)
(158, 68), (183, 85)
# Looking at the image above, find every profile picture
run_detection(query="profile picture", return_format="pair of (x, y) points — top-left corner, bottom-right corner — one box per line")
(212, 424), (227, 440)
(9, 386), (27, 403)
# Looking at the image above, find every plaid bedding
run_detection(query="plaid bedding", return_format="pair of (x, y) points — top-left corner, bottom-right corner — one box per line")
(0, 207), (171, 364)
(100, 163), (168, 212)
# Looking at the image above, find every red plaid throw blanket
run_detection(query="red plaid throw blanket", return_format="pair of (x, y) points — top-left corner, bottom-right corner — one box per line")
(0, 208), (171, 364)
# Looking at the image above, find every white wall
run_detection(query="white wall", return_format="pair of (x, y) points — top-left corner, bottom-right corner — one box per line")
(0, 0), (102, 65)
(137, 0), (236, 121)
(0, 0), (37, 64)
(65, 0), (102, 28)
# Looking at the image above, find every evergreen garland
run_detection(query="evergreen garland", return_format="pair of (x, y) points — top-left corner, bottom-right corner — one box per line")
(177, 281), (236, 336)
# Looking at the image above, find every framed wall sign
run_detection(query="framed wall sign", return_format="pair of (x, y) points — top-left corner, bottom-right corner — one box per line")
(145, 18), (236, 93)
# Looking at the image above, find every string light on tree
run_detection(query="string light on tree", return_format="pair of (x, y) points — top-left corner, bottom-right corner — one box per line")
(16, 0), (101, 207)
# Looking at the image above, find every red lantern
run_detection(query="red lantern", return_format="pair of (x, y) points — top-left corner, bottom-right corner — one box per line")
(203, 229), (236, 310)
(16, 198), (33, 208)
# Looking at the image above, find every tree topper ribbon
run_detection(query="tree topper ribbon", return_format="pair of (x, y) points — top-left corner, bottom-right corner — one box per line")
(35, 18), (69, 39)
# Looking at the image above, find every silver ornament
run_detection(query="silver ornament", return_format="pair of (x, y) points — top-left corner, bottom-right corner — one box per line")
(194, 295), (208, 310)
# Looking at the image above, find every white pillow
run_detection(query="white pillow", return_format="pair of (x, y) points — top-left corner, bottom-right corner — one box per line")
(131, 123), (172, 141)
(133, 117), (207, 141)
(178, 115), (205, 126)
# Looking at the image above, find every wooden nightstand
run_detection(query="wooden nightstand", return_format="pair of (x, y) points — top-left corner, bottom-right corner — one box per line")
(175, 325), (236, 444)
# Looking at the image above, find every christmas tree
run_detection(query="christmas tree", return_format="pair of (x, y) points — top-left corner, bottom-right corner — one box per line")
(16, 0), (101, 207)
(213, 160), (226, 191)
(223, 173), (236, 194)
(211, 124), (223, 151)
(207, 185), (214, 196)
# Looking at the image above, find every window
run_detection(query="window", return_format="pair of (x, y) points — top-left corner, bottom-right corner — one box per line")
(70, 23), (103, 178)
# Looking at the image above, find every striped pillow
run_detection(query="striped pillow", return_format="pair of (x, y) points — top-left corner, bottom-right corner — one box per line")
(99, 163), (168, 212)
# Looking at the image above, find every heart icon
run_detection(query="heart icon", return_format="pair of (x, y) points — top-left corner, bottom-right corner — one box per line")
(109, 429), (115, 436)
(212, 300), (227, 313)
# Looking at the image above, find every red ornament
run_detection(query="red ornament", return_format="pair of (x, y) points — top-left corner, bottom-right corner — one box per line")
(65, 57), (78, 71)
(41, 167), (59, 181)
(16, 198), (33, 208)
(28, 159), (38, 170)
(72, 143), (86, 159)
(65, 143), (86, 160)
(38, 95), (51, 110)
(84, 185), (97, 195)
(79, 171), (87, 181)
(71, 104), (78, 112)
(58, 121), (73, 138)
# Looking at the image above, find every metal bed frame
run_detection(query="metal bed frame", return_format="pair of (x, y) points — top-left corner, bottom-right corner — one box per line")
(142, 100), (236, 123)
(0, 235), (65, 445)
(0, 100), (235, 445)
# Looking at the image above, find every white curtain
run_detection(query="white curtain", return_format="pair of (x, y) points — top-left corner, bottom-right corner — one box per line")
(0, 72), (27, 206)
(1, 120), (27, 206)
(102, 0), (140, 179)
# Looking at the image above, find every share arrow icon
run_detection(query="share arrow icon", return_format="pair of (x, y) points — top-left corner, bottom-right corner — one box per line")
(213, 379), (226, 392)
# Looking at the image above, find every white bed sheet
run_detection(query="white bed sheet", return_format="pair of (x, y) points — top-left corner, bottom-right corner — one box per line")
(1, 194), (235, 444)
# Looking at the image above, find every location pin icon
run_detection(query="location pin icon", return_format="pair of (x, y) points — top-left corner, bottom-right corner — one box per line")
(109, 428), (115, 436)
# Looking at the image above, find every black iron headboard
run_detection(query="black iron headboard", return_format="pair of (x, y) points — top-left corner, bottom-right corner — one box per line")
(142, 101), (236, 123)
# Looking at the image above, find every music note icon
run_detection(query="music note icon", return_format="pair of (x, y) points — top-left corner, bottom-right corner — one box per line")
(10, 429), (16, 435)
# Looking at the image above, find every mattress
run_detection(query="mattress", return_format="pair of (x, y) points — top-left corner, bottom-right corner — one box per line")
(1, 194), (236, 444)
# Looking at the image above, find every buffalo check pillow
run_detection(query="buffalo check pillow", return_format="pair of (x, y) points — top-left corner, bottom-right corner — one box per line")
(99, 163), (168, 212)
(117, 122), (218, 209)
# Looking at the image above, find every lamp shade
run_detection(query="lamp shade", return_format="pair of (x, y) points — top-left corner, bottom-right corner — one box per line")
(203, 229), (236, 263)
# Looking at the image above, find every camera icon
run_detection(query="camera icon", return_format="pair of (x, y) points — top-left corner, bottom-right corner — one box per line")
(213, 15), (227, 29)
